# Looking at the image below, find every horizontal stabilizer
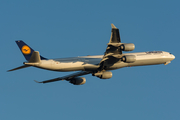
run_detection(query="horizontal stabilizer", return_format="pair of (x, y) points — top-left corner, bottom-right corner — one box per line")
(7, 65), (31, 72)
(29, 51), (41, 63)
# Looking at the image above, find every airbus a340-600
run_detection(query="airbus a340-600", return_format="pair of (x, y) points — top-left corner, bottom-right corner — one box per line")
(8, 24), (175, 85)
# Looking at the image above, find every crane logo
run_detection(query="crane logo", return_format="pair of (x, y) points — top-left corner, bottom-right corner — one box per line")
(22, 45), (31, 54)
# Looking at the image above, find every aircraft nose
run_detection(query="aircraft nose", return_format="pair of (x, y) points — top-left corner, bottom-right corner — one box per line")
(171, 54), (175, 60)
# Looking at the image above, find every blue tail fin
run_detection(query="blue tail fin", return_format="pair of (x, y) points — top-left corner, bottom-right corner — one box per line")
(16, 40), (47, 61)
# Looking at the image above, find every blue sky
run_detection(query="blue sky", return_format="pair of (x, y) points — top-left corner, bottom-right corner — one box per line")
(1, 0), (179, 120)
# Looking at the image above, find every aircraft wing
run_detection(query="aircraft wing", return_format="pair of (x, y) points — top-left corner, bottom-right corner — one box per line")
(98, 24), (123, 70)
(35, 71), (91, 83)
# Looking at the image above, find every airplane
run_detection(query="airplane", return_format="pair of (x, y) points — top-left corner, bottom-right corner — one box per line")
(8, 24), (175, 85)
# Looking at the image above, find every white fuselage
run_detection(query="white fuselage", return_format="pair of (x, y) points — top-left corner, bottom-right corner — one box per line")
(33, 51), (175, 72)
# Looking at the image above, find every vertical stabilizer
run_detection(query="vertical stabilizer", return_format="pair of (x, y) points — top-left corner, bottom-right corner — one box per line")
(16, 40), (47, 61)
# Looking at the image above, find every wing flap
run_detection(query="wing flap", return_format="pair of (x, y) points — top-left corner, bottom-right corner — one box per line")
(98, 24), (122, 71)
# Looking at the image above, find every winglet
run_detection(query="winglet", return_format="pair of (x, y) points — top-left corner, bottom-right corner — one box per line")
(111, 23), (117, 29)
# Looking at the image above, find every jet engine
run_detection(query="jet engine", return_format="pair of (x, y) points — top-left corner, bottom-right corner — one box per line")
(93, 71), (112, 79)
(122, 55), (136, 63)
(120, 43), (135, 51)
(69, 77), (86, 85)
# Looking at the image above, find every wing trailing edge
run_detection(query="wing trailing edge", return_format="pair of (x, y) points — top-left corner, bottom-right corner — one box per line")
(98, 23), (122, 71)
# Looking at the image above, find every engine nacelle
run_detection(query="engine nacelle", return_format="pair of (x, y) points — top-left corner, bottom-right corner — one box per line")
(120, 43), (135, 51)
(122, 55), (136, 63)
(94, 71), (112, 79)
(69, 77), (86, 85)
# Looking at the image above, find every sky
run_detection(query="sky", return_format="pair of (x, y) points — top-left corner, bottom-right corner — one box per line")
(0, 0), (180, 120)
